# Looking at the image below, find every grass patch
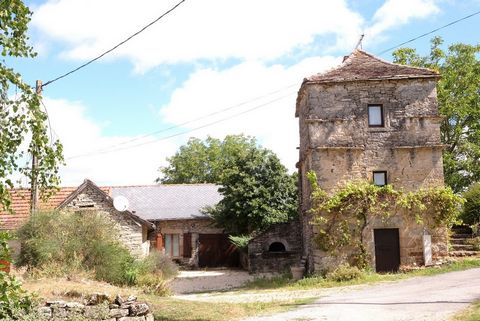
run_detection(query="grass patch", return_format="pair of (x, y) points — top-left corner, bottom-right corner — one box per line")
(245, 258), (480, 291)
(452, 301), (480, 321)
(148, 296), (315, 321)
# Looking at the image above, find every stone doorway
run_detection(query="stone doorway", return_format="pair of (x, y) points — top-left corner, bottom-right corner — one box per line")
(374, 228), (400, 272)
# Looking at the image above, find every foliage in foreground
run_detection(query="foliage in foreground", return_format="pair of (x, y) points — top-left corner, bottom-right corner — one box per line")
(16, 211), (176, 293)
(308, 172), (464, 269)
(0, 233), (36, 320)
(393, 37), (480, 192)
(461, 182), (480, 226)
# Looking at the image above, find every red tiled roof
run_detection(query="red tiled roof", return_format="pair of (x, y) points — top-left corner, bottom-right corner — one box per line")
(0, 186), (110, 231)
(305, 50), (439, 84)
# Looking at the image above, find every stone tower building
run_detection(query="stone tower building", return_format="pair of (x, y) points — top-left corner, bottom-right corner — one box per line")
(296, 50), (446, 273)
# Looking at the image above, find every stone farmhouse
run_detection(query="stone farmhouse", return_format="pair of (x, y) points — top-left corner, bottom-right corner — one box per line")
(296, 49), (446, 273)
(0, 180), (238, 268)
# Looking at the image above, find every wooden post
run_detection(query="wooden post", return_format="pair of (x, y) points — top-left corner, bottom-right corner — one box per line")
(30, 80), (42, 214)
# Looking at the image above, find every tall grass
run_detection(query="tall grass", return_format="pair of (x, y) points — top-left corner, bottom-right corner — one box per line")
(16, 210), (177, 292)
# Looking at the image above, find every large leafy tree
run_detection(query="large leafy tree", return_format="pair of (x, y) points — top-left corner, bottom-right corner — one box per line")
(0, 1), (63, 216)
(158, 135), (298, 234)
(393, 37), (480, 192)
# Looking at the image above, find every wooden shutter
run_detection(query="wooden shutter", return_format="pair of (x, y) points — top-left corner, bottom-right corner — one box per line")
(156, 233), (164, 251)
(183, 233), (192, 258)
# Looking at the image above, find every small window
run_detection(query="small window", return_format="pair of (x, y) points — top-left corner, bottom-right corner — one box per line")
(78, 204), (95, 208)
(268, 242), (286, 252)
(164, 234), (180, 257)
(373, 171), (387, 186)
(368, 105), (384, 127)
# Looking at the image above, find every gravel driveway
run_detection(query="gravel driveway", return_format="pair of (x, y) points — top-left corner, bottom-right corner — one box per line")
(169, 269), (273, 294)
(242, 268), (480, 321)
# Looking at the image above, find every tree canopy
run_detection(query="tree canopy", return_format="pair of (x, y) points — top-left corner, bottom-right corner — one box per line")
(158, 135), (298, 234)
(392, 37), (480, 192)
(1, 0), (64, 211)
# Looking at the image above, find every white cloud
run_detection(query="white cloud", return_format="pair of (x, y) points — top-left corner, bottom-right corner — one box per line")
(31, 0), (363, 71)
(44, 97), (178, 186)
(366, 0), (440, 40)
(159, 56), (341, 172)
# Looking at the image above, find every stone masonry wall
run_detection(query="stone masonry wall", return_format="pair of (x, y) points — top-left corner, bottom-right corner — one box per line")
(38, 294), (153, 321)
(150, 218), (224, 267)
(297, 78), (446, 273)
(248, 220), (302, 273)
(64, 185), (148, 258)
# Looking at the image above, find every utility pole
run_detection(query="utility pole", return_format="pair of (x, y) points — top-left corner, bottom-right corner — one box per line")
(30, 80), (42, 214)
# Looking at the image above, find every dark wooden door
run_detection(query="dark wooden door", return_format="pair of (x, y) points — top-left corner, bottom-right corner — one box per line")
(374, 228), (400, 272)
(198, 234), (239, 268)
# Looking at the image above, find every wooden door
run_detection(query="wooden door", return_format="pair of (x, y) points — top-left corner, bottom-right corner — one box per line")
(374, 228), (400, 272)
(198, 234), (239, 267)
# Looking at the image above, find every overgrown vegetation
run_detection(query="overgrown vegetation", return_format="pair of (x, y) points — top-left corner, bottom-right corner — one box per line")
(307, 172), (464, 269)
(16, 211), (177, 293)
(452, 301), (480, 321)
(461, 182), (480, 226)
(0, 233), (36, 320)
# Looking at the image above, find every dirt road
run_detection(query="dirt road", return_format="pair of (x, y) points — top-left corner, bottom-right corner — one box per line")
(242, 268), (480, 321)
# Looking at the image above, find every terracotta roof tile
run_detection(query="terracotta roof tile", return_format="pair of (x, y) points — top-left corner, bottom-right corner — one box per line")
(0, 186), (110, 230)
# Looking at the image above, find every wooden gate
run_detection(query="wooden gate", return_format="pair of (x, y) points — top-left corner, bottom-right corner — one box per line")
(374, 228), (400, 272)
(198, 234), (239, 268)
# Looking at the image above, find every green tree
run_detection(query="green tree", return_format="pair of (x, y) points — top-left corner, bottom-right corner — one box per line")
(157, 135), (258, 184)
(158, 135), (298, 234)
(461, 183), (480, 226)
(392, 37), (480, 192)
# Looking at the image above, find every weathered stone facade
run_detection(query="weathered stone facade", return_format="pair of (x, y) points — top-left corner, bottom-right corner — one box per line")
(248, 220), (302, 273)
(296, 50), (447, 273)
(59, 180), (152, 258)
(150, 218), (225, 267)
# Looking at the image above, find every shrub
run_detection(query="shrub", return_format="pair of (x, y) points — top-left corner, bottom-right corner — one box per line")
(16, 211), (138, 286)
(326, 264), (363, 282)
(136, 250), (178, 280)
(136, 273), (171, 296)
(466, 237), (480, 251)
(0, 233), (36, 320)
(462, 183), (480, 226)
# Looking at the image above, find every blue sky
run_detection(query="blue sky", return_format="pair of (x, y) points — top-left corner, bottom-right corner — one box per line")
(10, 0), (480, 186)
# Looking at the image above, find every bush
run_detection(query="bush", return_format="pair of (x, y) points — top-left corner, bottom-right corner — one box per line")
(467, 237), (480, 251)
(0, 233), (36, 320)
(462, 183), (480, 225)
(136, 250), (178, 280)
(326, 264), (363, 282)
(16, 211), (138, 285)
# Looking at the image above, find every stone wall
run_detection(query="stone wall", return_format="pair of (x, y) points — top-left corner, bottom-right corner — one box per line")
(38, 294), (153, 321)
(150, 218), (224, 267)
(64, 185), (149, 258)
(297, 78), (446, 273)
(248, 220), (303, 273)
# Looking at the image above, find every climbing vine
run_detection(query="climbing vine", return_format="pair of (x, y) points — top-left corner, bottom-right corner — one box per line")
(307, 172), (464, 268)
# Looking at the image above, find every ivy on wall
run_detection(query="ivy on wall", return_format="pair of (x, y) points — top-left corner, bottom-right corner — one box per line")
(307, 172), (464, 268)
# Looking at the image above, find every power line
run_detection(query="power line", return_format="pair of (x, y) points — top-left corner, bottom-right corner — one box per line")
(63, 7), (480, 159)
(74, 83), (298, 156)
(42, 0), (186, 88)
(66, 91), (296, 159)
(376, 9), (480, 56)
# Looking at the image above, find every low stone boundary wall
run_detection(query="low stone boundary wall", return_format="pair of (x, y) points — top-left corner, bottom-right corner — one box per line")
(38, 293), (154, 321)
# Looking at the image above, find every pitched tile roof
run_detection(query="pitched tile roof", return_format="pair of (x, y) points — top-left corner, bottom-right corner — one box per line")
(0, 185), (110, 231)
(110, 184), (222, 221)
(1, 182), (222, 230)
(305, 50), (439, 84)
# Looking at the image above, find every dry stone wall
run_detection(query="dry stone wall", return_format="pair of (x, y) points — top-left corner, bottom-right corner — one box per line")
(37, 294), (153, 321)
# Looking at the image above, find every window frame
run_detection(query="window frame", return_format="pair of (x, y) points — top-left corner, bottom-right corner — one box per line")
(368, 104), (385, 127)
(373, 171), (388, 186)
(164, 233), (180, 258)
